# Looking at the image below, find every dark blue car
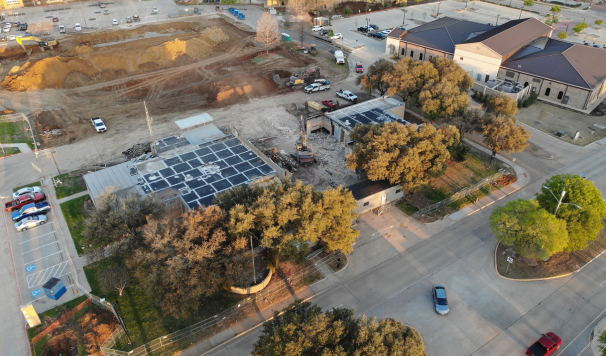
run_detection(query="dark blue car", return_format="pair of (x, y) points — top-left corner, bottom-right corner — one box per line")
(11, 202), (51, 222)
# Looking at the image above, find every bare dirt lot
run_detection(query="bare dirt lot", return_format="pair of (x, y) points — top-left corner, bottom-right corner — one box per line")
(0, 15), (346, 152)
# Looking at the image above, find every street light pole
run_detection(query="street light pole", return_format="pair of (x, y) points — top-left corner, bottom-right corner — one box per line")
(542, 185), (583, 216)
(495, 14), (500, 26)
(437, 2), (441, 16)
(519, 7), (523, 19)
(465, 0), (468, 9)
(402, 10), (407, 25)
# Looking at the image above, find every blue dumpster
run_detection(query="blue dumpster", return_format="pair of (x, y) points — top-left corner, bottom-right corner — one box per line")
(42, 277), (67, 301)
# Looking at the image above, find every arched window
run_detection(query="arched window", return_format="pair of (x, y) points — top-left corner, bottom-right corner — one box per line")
(545, 88), (551, 96)
(557, 91), (564, 100)
(419, 53), (423, 60)
(410, 50), (414, 58)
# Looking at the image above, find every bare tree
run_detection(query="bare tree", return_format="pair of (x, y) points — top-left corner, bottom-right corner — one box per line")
(256, 12), (280, 55)
(98, 263), (131, 297)
(287, 0), (309, 17)
(296, 21), (307, 45)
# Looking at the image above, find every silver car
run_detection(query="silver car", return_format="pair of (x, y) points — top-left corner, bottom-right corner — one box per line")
(13, 186), (42, 200)
(15, 215), (47, 232)
(432, 285), (449, 315)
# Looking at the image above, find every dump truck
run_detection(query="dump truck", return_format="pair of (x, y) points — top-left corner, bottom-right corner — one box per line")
(16, 36), (58, 54)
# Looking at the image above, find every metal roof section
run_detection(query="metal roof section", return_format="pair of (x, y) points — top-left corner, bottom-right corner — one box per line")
(502, 39), (606, 89)
(175, 113), (214, 130)
(346, 179), (396, 200)
(462, 18), (552, 57)
(84, 124), (278, 210)
(397, 17), (494, 54)
(182, 124), (226, 146)
(325, 97), (408, 130)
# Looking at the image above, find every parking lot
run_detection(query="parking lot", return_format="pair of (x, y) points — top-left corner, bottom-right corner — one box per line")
(2, 183), (80, 312)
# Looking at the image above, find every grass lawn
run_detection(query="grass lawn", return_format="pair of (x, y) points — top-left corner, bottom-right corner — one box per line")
(496, 229), (606, 280)
(60, 195), (89, 255)
(0, 147), (20, 157)
(397, 150), (505, 219)
(13, 181), (42, 192)
(0, 121), (37, 150)
(54, 171), (88, 199)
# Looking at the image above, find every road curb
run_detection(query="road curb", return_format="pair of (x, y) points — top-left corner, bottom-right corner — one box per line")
(494, 242), (606, 282)
(0, 152), (23, 160)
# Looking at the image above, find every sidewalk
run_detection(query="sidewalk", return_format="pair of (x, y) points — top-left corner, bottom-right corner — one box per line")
(56, 190), (89, 204)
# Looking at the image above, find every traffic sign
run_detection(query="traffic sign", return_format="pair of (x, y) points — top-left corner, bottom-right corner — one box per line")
(507, 257), (514, 264)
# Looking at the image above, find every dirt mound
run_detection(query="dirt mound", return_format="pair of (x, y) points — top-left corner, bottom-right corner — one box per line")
(2, 26), (229, 91)
(190, 75), (279, 108)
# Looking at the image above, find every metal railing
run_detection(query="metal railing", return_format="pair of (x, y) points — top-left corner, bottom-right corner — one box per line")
(99, 252), (342, 356)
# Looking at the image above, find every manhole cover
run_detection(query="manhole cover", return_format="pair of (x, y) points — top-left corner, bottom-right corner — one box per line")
(534, 121), (542, 125)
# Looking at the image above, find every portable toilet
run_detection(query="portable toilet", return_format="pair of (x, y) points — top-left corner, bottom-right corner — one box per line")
(239, 13), (245, 20)
(42, 277), (67, 301)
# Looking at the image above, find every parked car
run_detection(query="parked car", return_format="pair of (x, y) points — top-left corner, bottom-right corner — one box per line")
(305, 81), (331, 93)
(75, 23), (82, 31)
(319, 29), (328, 36)
(19, 23), (27, 31)
(112, 19), (119, 25)
(357, 26), (369, 32)
(356, 62), (363, 73)
(526, 333), (562, 356)
(432, 285), (449, 315)
(5, 193), (46, 212)
(99, 2), (106, 8)
(13, 186), (42, 200)
(91, 117), (107, 132)
(322, 99), (338, 108)
(8, 34), (15, 40)
(336, 89), (357, 102)
(3, 27), (10, 33)
(152, 7), (159, 13)
(133, 15), (141, 22)
(368, 24), (379, 30)
(59, 25), (66, 33)
(103, 9), (110, 15)
(11, 202), (51, 222)
(126, 16), (132, 23)
(53, 17), (59, 22)
(312, 25), (323, 31)
(15, 215), (47, 232)
(331, 33), (342, 40)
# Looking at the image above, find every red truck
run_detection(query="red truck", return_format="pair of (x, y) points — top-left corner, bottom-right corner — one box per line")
(5, 193), (46, 212)
(526, 333), (562, 356)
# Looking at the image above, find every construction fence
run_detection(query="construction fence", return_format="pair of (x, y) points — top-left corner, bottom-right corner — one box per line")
(99, 252), (343, 356)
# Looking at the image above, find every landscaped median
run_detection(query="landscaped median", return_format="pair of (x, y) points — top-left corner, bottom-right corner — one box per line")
(495, 229), (606, 280)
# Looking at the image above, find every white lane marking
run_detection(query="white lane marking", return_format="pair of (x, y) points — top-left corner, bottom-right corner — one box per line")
(19, 230), (56, 244)
(22, 241), (58, 254)
(24, 250), (62, 265)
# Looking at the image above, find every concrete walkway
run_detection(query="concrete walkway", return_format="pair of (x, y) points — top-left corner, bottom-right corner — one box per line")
(0, 143), (32, 153)
(56, 190), (89, 204)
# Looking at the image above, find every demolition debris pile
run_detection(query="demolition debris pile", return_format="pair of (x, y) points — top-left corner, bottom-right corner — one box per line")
(2, 26), (230, 91)
(122, 142), (152, 160)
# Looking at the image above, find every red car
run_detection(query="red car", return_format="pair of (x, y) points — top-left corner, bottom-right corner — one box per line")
(52, 17), (59, 22)
(355, 62), (364, 73)
(5, 193), (46, 212)
(322, 99), (338, 108)
(526, 333), (562, 356)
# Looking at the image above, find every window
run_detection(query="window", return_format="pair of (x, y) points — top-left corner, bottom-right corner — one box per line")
(485, 74), (490, 82)
(401, 48), (405, 55)
(419, 53), (423, 60)
(532, 78), (541, 83)
(460, 57), (463, 60)
(505, 71), (515, 78)
(557, 91), (564, 100)
(524, 82), (529, 88)
(396, 189), (401, 194)
(363, 202), (369, 206)
(545, 88), (551, 96)
(410, 51), (414, 58)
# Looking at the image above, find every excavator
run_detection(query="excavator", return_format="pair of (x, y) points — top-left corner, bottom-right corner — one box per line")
(15, 36), (58, 55)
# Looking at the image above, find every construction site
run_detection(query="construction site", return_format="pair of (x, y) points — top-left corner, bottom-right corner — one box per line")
(0, 14), (349, 164)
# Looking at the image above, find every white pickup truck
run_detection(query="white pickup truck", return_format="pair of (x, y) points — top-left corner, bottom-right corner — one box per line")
(304, 81), (331, 93)
(91, 117), (107, 133)
(334, 50), (345, 64)
(336, 89), (358, 102)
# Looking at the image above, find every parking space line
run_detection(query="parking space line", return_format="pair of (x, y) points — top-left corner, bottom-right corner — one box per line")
(22, 241), (58, 254)
(19, 230), (56, 244)
(24, 250), (62, 265)
(27, 261), (70, 289)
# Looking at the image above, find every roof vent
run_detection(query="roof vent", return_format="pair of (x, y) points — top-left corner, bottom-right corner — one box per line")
(185, 174), (193, 181)
(345, 120), (350, 126)
(518, 65), (521, 68)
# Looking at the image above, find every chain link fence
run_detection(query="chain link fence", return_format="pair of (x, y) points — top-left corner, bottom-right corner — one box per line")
(99, 252), (342, 356)
(411, 146), (515, 219)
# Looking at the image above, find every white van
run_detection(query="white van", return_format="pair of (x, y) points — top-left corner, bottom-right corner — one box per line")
(334, 50), (345, 64)
(74, 23), (81, 31)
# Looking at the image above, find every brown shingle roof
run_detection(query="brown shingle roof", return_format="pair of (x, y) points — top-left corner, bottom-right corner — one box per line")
(462, 18), (552, 57)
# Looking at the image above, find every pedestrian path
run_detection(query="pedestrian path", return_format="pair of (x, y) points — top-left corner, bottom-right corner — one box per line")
(0, 143), (31, 154)
(56, 190), (89, 204)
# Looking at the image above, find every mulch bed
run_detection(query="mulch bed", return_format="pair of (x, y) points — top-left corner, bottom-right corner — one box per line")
(495, 230), (606, 279)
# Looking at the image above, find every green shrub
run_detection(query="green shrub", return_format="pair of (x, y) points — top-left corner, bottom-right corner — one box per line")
(448, 142), (470, 162)
(343, 7), (353, 16)
(596, 19), (603, 25)
(574, 22), (589, 32)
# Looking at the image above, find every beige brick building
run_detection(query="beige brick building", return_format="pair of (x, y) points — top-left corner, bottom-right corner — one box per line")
(387, 17), (606, 112)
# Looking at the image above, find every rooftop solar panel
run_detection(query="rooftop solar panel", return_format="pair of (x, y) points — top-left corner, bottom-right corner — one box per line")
(224, 156), (243, 166)
(204, 173), (222, 184)
(234, 162), (253, 172)
(200, 153), (219, 163)
(221, 167), (238, 178)
(244, 168), (262, 180)
(166, 174), (185, 185)
(212, 179), (232, 191)
(209, 142), (228, 152)
(164, 157), (182, 166)
(184, 168), (203, 178)
(150, 180), (169, 191)
(199, 195), (215, 207)
(196, 185), (216, 197)
(158, 167), (175, 178)
(186, 179), (205, 189)
(215, 149), (233, 159)
(175, 141), (190, 149)
(171, 183), (186, 191)
(249, 158), (264, 167)
(230, 144), (248, 154)
(173, 162), (191, 173)
(179, 152), (197, 161)
(228, 173), (248, 185)
(223, 138), (240, 147)
(258, 164), (274, 175)
(239, 152), (256, 161)
(183, 192), (199, 202)
(215, 160), (228, 169)
(187, 200), (200, 209)
(141, 185), (151, 194)
(195, 147), (212, 156)
(188, 159), (203, 168)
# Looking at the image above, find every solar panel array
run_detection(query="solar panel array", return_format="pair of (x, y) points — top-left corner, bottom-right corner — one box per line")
(326, 98), (407, 129)
(139, 134), (276, 209)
